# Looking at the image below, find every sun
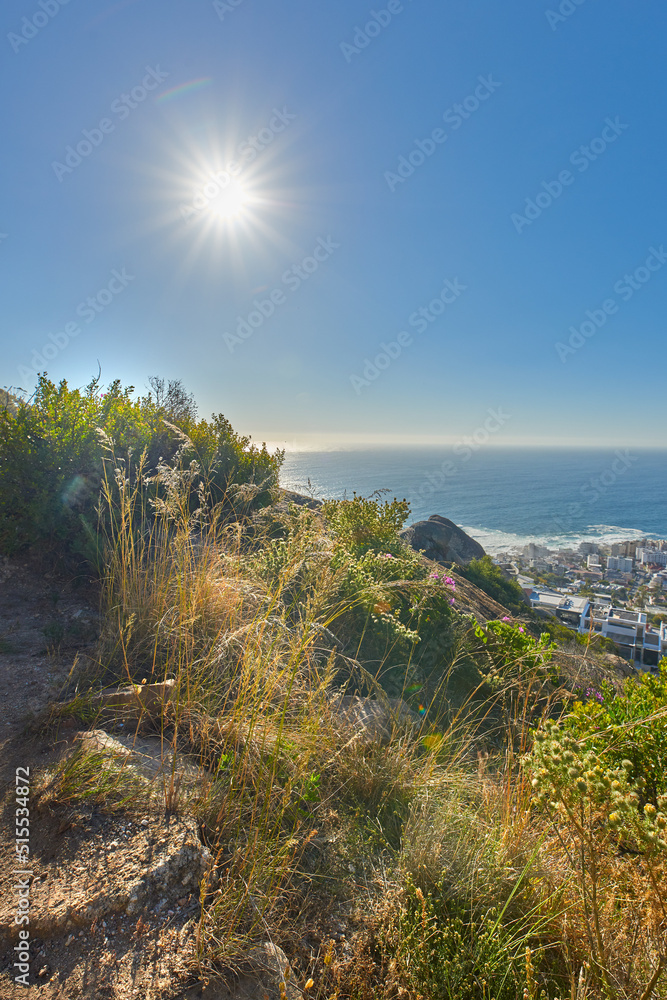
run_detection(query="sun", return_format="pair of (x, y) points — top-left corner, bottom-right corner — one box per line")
(207, 177), (250, 223)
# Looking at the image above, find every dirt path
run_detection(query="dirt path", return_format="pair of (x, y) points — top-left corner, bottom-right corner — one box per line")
(0, 559), (203, 999)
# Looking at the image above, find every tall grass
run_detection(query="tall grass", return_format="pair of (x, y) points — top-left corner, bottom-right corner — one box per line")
(44, 447), (667, 999)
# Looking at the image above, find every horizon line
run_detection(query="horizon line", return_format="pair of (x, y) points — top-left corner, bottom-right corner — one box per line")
(255, 436), (667, 453)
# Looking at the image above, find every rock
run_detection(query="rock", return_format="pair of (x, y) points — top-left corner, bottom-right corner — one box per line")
(181, 942), (302, 1000)
(247, 942), (302, 1000)
(329, 693), (422, 743)
(123, 822), (211, 916)
(280, 489), (322, 511)
(75, 729), (208, 796)
(263, 489), (323, 522)
(399, 515), (485, 566)
(86, 678), (176, 722)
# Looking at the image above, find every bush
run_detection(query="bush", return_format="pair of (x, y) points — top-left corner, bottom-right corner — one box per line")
(528, 717), (667, 997)
(457, 555), (527, 614)
(0, 374), (283, 569)
(475, 619), (555, 684)
(322, 492), (410, 557)
(556, 661), (667, 804)
(318, 494), (462, 700)
(382, 877), (544, 1000)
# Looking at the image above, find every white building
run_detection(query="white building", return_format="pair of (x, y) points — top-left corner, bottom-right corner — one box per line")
(637, 548), (667, 567)
(528, 590), (591, 629)
(578, 604), (667, 668)
(587, 554), (602, 569)
(607, 555), (633, 573)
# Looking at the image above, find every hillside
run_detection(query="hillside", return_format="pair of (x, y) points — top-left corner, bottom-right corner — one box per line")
(1, 381), (666, 1000)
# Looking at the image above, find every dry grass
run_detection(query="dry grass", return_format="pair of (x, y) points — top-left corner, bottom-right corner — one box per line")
(43, 455), (667, 999)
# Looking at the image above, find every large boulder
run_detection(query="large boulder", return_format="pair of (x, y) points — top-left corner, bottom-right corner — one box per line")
(400, 515), (485, 566)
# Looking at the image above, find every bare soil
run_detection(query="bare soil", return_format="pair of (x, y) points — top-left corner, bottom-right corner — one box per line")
(0, 558), (203, 999)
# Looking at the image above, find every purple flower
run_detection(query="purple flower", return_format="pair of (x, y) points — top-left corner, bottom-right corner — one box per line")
(449, 597), (455, 606)
(519, 627), (525, 633)
(502, 616), (511, 622)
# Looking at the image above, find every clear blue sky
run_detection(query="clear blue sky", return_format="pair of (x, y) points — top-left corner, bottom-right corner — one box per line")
(1, 0), (665, 448)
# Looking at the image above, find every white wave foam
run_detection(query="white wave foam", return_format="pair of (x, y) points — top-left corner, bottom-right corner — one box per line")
(462, 524), (661, 556)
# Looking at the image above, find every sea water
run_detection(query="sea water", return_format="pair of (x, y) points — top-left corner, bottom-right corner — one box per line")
(279, 447), (667, 555)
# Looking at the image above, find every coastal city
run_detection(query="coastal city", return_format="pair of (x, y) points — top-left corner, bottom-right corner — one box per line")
(494, 538), (667, 670)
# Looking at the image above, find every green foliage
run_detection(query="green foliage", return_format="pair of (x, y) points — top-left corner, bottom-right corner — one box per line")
(325, 501), (459, 697)
(476, 619), (555, 681)
(0, 374), (283, 568)
(256, 495), (465, 705)
(533, 615), (581, 648)
(0, 389), (18, 415)
(457, 555), (527, 614)
(331, 545), (425, 650)
(529, 721), (648, 846)
(556, 661), (667, 804)
(42, 621), (65, 650)
(528, 717), (667, 997)
(384, 877), (543, 1000)
(322, 492), (410, 557)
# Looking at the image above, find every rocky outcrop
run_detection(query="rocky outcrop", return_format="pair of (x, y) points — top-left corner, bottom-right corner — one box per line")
(280, 489), (323, 510)
(399, 515), (485, 566)
(75, 729), (209, 801)
(2, 810), (210, 939)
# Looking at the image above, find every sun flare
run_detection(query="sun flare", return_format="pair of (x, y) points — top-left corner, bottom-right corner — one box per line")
(207, 177), (250, 222)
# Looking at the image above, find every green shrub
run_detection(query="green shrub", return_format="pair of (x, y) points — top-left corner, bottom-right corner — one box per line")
(556, 661), (667, 804)
(457, 555), (528, 615)
(475, 619), (555, 682)
(383, 877), (546, 1000)
(528, 717), (667, 997)
(322, 492), (410, 557)
(0, 374), (283, 569)
(319, 495), (462, 700)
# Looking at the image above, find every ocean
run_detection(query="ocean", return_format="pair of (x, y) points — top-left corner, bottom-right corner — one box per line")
(279, 447), (667, 555)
